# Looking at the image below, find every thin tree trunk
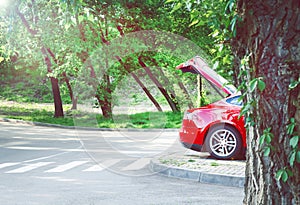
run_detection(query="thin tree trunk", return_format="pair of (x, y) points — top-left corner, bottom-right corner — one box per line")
(115, 26), (163, 111)
(232, 1), (300, 204)
(41, 47), (64, 118)
(96, 73), (113, 119)
(62, 72), (77, 110)
(138, 57), (180, 112)
(145, 55), (194, 108)
(116, 57), (163, 112)
(46, 48), (77, 110)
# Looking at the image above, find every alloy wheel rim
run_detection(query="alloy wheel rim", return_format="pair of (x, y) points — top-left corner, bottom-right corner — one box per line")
(209, 129), (237, 157)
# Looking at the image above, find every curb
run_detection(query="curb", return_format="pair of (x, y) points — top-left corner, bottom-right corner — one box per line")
(150, 159), (245, 188)
(0, 118), (179, 132)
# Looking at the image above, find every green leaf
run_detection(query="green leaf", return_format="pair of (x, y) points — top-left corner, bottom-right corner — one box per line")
(189, 19), (199, 27)
(290, 136), (299, 148)
(259, 135), (266, 145)
(289, 79), (300, 90)
(282, 170), (288, 182)
(249, 79), (258, 92)
(287, 122), (295, 135)
(296, 151), (300, 163)
(290, 118), (295, 123)
(240, 103), (251, 117)
(264, 147), (270, 156)
(257, 79), (266, 92)
(165, 0), (175, 3)
(289, 151), (296, 167)
(171, 2), (182, 13)
(265, 134), (272, 143)
(78, 15), (84, 24)
(225, 0), (236, 13)
(276, 169), (284, 180)
(88, 13), (94, 22)
(230, 16), (237, 32)
(286, 169), (293, 177)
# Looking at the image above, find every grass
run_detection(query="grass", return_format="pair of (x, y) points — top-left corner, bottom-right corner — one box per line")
(0, 99), (183, 129)
(210, 162), (220, 166)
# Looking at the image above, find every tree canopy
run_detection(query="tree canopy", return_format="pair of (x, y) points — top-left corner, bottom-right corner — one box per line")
(0, 1), (299, 204)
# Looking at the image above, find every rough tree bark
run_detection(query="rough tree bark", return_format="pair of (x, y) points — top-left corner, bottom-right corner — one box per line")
(231, 0), (300, 204)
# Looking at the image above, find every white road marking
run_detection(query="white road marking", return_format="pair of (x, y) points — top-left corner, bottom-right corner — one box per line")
(0, 162), (20, 169)
(82, 164), (104, 172)
(45, 161), (89, 173)
(95, 159), (121, 170)
(122, 158), (150, 171)
(5, 162), (54, 173)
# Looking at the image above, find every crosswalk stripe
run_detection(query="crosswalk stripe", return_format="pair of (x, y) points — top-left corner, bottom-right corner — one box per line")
(100, 159), (121, 169)
(45, 161), (89, 173)
(0, 162), (20, 169)
(82, 159), (121, 172)
(82, 165), (104, 172)
(5, 162), (54, 173)
(122, 158), (150, 171)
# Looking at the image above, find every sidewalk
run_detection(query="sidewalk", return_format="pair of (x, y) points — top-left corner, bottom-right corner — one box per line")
(150, 150), (245, 188)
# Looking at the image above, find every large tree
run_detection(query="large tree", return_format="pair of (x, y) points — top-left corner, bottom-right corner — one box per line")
(14, 2), (64, 117)
(231, 0), (300, 204)
(168, 0), (299, 204)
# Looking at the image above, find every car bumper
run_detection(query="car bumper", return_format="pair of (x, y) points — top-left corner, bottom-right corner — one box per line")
(179, 119), (206, 150)
(180, 141), (203, 152)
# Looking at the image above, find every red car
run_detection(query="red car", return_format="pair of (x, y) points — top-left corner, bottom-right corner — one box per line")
(177, 56), (246, 160)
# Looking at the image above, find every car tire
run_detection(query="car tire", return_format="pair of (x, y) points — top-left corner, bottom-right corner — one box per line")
(205, 125), (242, 160)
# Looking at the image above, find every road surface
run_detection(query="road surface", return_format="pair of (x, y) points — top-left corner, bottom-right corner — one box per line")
(0, 121), (244, 205)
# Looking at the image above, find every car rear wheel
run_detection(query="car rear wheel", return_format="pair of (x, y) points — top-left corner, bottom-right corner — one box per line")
(205, 125), (242, 160)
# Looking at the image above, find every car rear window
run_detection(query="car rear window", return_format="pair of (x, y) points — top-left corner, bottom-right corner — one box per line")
(226, 96), (243, 106)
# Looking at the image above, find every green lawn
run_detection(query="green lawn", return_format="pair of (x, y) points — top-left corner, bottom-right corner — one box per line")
(0, 100), (182, 129)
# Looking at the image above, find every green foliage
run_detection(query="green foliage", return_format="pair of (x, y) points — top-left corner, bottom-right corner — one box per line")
(259, 127), (274, 156)
(288, 77), (300, 90)
(167, 0), (238, 81)
(286, 118), (300, 167)
(287, 118), (296, 135)
(276, 167), (293, 183)
(249, 77), (266, 92)
(274, 117), (300, 183)
(0, 80), (73, 104)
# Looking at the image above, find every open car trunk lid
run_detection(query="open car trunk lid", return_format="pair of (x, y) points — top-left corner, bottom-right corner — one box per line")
(176, 56), (237, 96)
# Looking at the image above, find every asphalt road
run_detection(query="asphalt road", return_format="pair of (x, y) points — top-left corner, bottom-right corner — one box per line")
(0, 121), (244, 205)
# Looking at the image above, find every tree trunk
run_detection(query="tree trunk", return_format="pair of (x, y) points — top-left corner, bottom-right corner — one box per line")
(138, 57), (181, 112)
(46, 48), (77, 110)
(232, 0), (300, 204)
(145, 55), (194, 108)
(96, 94), (112, 119)
(62, 72), (77, 110)
(41, 47), (64, 118)
(96, 73), (113, 119)
(50, 77), (64, 118)
(116, 57), (163, 112)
